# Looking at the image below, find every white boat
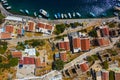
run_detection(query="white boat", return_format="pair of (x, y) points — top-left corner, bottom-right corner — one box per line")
(68, 13), (72, 18)
(39, 9), (49, 18)
(25, 10), (29, 14)
(64, 14), (67, 18)
(90, 12), (96, 17)
(20, 9), (24, 13)
(76, 12), (81, 17)
(34, 12), (37, 17)
(6, 6), (11, 10)
(3, 3), (8, 6)
(61, 13), (64, 19)
(3, 0), (7, 3)
(113, 12), (119, 16)
(1, 0), (5, 2)
(38, 15), (42, 18)
(54, 14), (58, 19)
(72, 12), (76, 18)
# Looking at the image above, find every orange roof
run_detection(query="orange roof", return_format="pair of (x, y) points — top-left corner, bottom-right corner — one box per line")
(35, 58), (46, 67)
(45, 24), (53, 30)
(101, 71), (109, 80)
(73, 38), (81, 48)
(81, 38), (90, 51)
(5, 25), (14, 33)
(23, 57), (35, 64)
(28, 22), (34, 31)
(58, 41), (70, 51)
(60, 52), (67, 62)
(37, 22), (45, 28)
(12, 51), (22, 59)
(98, 38), (110, 46)
(0, 32), (11, 39)
(115, 73), (120, 80)
(17, 29), (22, 34)
(80, 62), (89, 72)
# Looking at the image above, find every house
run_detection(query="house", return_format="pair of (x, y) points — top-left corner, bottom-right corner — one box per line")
(79, 62), (89, 72)
(0, 32), (11, 40)
(58, 41), (70, 51)
(23, 57), (35, 65)
(97, 38), (110, 46)
(24, 48), (36, 56)
(101, 70), (109, 80)
(72, 38), (81, 53)
(11, 51), (22, 60)
(27, 21), (35, 32)
(36, 22), (54, 34)
(115, 71), (120, 80)
(100, 26), (109, 37)
(81, 38), (90, 51)
(5, 25), (14, 33)
(60, 51), (67, 62)
(96, 71), (102, 80)
(35, 57), (46, 68)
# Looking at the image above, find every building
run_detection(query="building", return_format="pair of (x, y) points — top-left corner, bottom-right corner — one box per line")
(60, 51), (67, 62)
(96, 71), (102, 80)
(11, 51), (22, 60)
(5, 25), (14, 33)
(0, 32), (11, 40)
(72, 38), (81, 53)
(97, 38), (110, 47)
(101, 70), (109, 80)
(35, 57), (46, 68)
(81, 38), (90, 51)
(79, 62), (89, 72)
(115, 71), (120, 80)
(109, 29), (118, 37)
(5, 16), (24, 22)
(100, 26), (109, 37)
(36, 22), (54, 34)
(23, 57), (35, 65)
(27, 21), (35, 32)
(24, 48), (36, 56)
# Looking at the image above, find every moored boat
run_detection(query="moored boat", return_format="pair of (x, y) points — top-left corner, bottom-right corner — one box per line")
(39, 9), (49, 18)
(25, 10), (29, 14)
(19, 9), (24, 13)
(61, 13), (64, 19)
(38, 15), (42, 18)
(89, 12), (96, 17)
(113, 12), (119, 16)
(3, 3), (8, 6)
(64, 14), (67, 18)
(6, 6), (11, 10)
(76, 12), (81, 17)
(2, 0), (7, 3)
(34, 12), (37, 17)
(72, 12), (76, 18)
(68, 13), (72, 18)
(57, 13), (61, 18)
(54, 14), (58, 19)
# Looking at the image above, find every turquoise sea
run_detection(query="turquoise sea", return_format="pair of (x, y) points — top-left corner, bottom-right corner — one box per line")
(2, 0), (119, 19)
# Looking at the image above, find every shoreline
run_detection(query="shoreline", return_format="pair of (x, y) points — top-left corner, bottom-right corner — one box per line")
(0, 2), (119, 25)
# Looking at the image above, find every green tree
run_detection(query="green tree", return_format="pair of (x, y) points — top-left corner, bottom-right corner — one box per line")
(109, 71), (115, 80)
(53, 60), (64, 70)
(9, 58), (18, 67)
(88, 30), (97, 37)
(55, 24), (66, 35)
(102, 61), (108, 69)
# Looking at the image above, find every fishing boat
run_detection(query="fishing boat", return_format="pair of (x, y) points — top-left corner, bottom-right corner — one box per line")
(34, 12), (37, 17)
(72, 12), (76, 18)
(2, 0), (7, 3)
(101, 13), (107, 17)
(68, 13), (72, 18)
(89, 12), (96, 17)
(1, 0), (5, 2)
(76, 12), (81, 17)
(54, 14), (58, 19)
(64, 14), (67, 18)
(57, 13), (61, 18)
(6, 6), (11, 10)
(39, 9), (49, 18)
(25, 10), (29, 14)
(61, 13), (64, 19)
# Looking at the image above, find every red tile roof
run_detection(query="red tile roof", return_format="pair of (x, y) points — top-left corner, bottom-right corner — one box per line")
(0, 32), (11, 39)
(98, 38), (110, 46)
(60, 51), (67, 62)
(73, 38), (81, 48)
(80, 62), (89, 72)
(37, 22), (45, 28)
(19, 60), (23, 64)
(115, 72), (120, 80)
(17, 29), (22, 34)
(35, 58), (46, 67)
(103, 27), (109, 36)
(28, 22), (35, 31)
(101, 71), (109, 80)
(12, 51), (22, 59)
(45, 24), (53, 30)
(58, 41), (70, 51)
(23, 57), (35, 64)
(5, 25), (14, 33)
(81, 38), (90, 51)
